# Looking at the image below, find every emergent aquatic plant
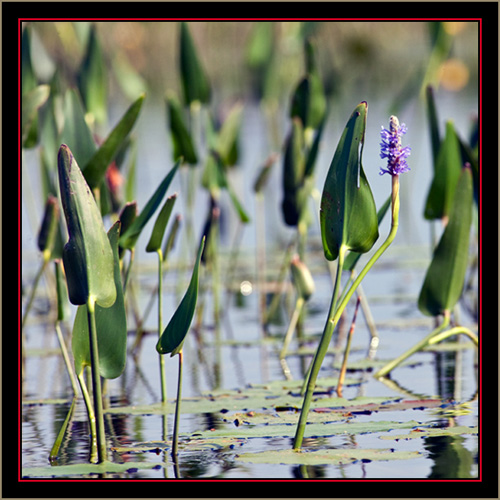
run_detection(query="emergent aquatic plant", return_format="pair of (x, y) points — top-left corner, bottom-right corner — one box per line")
(293, 106), (409, 450)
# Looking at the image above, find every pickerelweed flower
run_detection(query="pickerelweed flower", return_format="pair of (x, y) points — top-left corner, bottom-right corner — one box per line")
(379, 116), (411, 176)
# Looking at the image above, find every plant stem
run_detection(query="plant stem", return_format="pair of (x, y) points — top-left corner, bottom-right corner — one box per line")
(293, 247), (345, 450)
(49, 396), (77, 462)
(157, 249), (168, 404)
(77, 370), (98, 463)
(55, 321), (79, 396)
(280, 296), (305, 380)
(87, 296), (107, 463)
(172, 350), (184, 461)
(336, 296), (361, 397)
(22, 257), (48, 329)
(374, 311), (451, 378)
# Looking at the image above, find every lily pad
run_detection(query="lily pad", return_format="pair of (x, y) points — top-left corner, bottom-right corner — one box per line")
(235, 448), (422, 466)
(379, 425), (478, 441)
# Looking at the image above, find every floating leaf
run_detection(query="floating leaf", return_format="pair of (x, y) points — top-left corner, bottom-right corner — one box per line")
(320, 101), (378, 261)
(418, 165), (473, 316)
(119, 161), (180, 250)
(179, 22), (211, 106)
(72, 221), (127, 379)
(156, 237), (205, 356)
(236, 448), (422, 466)
(166, 92), (198, 164)
(146, 194), (177, 253)
(83, 93), (145, 189)
(57, 144), (115, 307)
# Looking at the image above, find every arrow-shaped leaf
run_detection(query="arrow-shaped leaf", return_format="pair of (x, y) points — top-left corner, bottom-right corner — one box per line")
(83, 93), (145, 189)
(58, 144), (116, 308)
(320, 102), (378, 261)
(418, 164), (473, 316)
(156, 237), (205, 357)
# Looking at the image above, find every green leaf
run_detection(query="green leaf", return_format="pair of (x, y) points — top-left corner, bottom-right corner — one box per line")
(344, 195), (391, 271)
(424, 121), (462, 220)
(418, 165), (473, 316)
(425, 85), (441, 167)
(72, 221), (127, 379)
(157, 237), (205, 357)
(215, 102), (244, 167)
(166, 92), (198, 165)
(179, 22), (211, 106)
(58, 144), (115, 307)
(77, 24), (107, 125)
(119, 161), (180, 250)
(60, 89), (97, 168)
(146, 193), (177, 252)
(83, 93), (145, 189)
(21, 85), (50, 147)
(320, 101), (378, 261)
(281, 118), (306, 226)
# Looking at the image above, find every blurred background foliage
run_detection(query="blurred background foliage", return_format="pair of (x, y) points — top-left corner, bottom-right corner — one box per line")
(25, 20), (478, 111)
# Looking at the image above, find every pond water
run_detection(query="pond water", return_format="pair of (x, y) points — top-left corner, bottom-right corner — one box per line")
(21, 94), (479, 480)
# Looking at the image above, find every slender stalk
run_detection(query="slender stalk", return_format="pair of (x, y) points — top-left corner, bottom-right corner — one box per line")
(336, 296), (361, 397)
(293, 247), (345, 449)
(87, 296), (107, 463)
(55, 322), (79, 396)
(280, 296), (305, 380)
(77, 370), (98, 463)
(373, 312), (479, 378)
(122, 248), (135, 296)
(22, 257), (48, 329)
(157, 249), (168, 404)
(172, 350), (184, 461)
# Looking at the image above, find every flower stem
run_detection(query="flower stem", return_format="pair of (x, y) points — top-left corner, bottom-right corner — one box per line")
(157, 250), (168, 404)
(293, 175), (402, 450)
(172, 350), (183, 461)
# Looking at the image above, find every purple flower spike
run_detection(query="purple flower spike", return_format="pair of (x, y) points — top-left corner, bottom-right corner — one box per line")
(379, 116), (411, 176)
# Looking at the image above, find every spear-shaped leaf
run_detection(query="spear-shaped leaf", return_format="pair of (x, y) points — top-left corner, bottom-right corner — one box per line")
(320, 101), (378, 261)
(179, 22), (211, 106)
(21, 85), (50, 147)
(166, 92), (198, 165)
(83, 93), (145, 189)
(72, 221), (127, 379)
(57, 144), (115, 307)
(418, 164), (473, 317)
(424, 120), (462, 221)
(119, 161), (180, 250)
(146, 194), (177, 253)
(156, 237), (205, 357)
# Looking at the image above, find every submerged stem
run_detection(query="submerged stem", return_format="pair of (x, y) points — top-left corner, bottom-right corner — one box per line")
(157, 249), (168, 404)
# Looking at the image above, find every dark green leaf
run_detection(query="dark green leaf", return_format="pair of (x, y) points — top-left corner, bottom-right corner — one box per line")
(166, 92), (198, 165)
(320, 102), (378, 261)
(37, 194), (59, 258)
(72, 222), (127, 379)
(83, 93), (145, 189)
(424, 121), (462, 221)
(425, 85), (441, 167)
(77, 24), (107, 125)
(60, 89), (97, 168)
(119, 161), (180, 250)
(58, 144), (116, 307)
(157, 237), (205, 357)
(179, 22), (211, 106)
(146, 194), (177, 252)
(418, 165), (473, 316)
